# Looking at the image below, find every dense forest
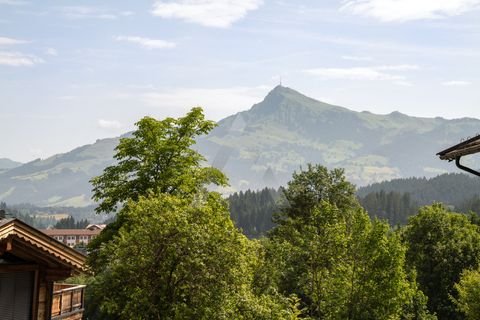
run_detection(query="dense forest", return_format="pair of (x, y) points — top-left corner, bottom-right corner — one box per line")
(0, 201), (56, 228)
(228, 188), (282, 237)
(53, 215), (90, 229)
(228, 173), (480, 235)
(357, 173), (480, 206)
(358, 173), (480, 226)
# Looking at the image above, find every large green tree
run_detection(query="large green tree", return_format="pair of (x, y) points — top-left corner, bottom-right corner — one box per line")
(86, 108), (302, 319)
(88, 108), (227, 270)
(90, 107), (227, 214)
(88, 193), (296, 319)
(403, 204), (480, 319)
(263, 165), (423, 319)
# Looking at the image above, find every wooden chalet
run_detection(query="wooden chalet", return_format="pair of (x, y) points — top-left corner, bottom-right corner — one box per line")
(0, 218), (87, 320)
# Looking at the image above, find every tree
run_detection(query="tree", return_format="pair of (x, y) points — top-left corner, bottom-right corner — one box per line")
(228, 188), (282, 237)
(54, 216), (89, 229)
(90, 107), (227, 214)
(403, 204), (480, 319)
(87, 193), (300, 319)
(264, 165), (420, 319)
(276, 164), (359, 222)
(453, 269), (480, 320)
(88, 108), (228, 270)
(86, 109), (303, 319)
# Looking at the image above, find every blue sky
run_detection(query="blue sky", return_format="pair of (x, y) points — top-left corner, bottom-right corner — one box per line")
(1, 0), (479, 162)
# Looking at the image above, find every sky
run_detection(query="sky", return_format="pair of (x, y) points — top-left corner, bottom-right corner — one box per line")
(1, 0), (479, 162)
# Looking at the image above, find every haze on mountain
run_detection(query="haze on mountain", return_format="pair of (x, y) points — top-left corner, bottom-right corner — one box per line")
(0, 86), (477, 207)
(0, 158), (22, 172)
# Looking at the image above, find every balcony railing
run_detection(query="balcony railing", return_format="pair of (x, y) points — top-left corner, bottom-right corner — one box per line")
(51, 283), (86, 320)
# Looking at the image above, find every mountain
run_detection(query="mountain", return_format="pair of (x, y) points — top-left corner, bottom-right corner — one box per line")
(1, 85), (479, 206)
(0, 158), (22, 172)
(0, 137), (118, 207)
(196, 86), (480, 190)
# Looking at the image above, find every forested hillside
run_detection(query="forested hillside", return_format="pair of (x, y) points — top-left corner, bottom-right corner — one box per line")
(229, 173), (480, 233)
(357, 173), (480, 225)
(357, 173), (480, 205)
(0, 201), (99, 228)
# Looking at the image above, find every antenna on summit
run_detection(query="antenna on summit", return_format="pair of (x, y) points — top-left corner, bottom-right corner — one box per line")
(279, 76), (282, 86)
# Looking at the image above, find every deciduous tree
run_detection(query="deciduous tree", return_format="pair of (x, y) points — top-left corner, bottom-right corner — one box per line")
(265, 165), (421, 319)
(403, 204), (480, 319)
(88, 193), (298, 319)
(90, 107), (227, 214)
(453, 268), (480, 320)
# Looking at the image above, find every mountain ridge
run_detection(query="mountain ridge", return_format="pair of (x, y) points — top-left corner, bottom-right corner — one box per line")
(1, 85), (478, 206)
(0, 158), (22, 172)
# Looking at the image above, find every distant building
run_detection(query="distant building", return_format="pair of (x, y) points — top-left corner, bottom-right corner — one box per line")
(0, 218), (87, 320)
(41, 225), (105, 248)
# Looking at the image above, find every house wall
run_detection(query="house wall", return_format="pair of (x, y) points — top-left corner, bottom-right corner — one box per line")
(36, 276), (53, 320)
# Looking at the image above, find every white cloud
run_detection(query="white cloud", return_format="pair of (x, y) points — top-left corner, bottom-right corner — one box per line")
(141, 86), (270, 120)
(45, 48), (58, 56)
(341, 0), (480, 22)
(304, 65), (418, 81)
(115, 36), (176, 49)
(97, 119), (123, 130)
(0, 36), (27, 46)
(152, 0), (263, 28)
(0, 51), (43, 66)
(442, 80), (472, 86)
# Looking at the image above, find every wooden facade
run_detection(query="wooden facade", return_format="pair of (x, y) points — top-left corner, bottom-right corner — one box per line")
(0, 218), (87, 320)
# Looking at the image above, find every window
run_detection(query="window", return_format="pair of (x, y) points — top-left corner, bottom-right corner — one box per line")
(0, 271), (34, 320)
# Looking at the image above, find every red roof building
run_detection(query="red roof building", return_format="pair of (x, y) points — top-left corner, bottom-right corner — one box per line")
(41, 225), (105, 248)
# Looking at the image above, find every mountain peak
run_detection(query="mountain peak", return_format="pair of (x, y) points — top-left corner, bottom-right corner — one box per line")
(268, 85), (301, 97)
(250, 85), (345, 118)
(250, 85), (305, 116)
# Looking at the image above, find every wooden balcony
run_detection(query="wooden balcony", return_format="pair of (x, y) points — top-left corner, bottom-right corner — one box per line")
(51, 283), (86, 320)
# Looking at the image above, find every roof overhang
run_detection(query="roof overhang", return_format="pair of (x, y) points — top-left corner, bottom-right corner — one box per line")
(0, 219), (87, 274)
(437, 135), (480, 161)
(437, 135), (480, 177)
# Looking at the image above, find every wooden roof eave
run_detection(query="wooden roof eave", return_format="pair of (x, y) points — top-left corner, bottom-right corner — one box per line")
(0, 219), (87, 273)
(437, 135), (480, 161)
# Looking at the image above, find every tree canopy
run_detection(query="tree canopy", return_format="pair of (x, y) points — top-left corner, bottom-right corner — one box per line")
(86, 108), (302, 319)
(453, 268), (480, 320)
(90, 107), (227, 214)
(262, 165), (427, 319)
(403, 204), (480, 319)
(88, 193), (297, 319)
